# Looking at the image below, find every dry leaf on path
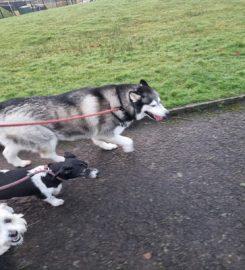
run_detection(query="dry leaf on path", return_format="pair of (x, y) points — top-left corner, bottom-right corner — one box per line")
(143, 252), (153, 260)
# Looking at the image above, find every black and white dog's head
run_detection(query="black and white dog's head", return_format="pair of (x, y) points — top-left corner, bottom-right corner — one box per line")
(129, 80), (169, 121)
(0, 204), (27, 256)
(48, 152), (99, 180)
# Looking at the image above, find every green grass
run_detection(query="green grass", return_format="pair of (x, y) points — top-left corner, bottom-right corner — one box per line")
(0, 7), (13, 19)
(0, 0), (244, 107)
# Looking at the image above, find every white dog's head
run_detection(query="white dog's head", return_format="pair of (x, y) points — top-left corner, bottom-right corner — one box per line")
(0, 204), (27, 255)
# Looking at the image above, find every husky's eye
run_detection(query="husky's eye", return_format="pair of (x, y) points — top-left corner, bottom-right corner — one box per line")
(150, 100), (158, 107)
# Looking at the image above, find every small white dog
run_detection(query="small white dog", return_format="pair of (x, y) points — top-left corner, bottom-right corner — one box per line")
(0, 203), (27, 255)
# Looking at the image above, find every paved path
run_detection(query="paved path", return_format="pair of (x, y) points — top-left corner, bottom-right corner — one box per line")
(1, 104), (245, 270)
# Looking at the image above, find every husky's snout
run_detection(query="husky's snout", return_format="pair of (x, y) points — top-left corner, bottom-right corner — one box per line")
(144, 104), (169, 122)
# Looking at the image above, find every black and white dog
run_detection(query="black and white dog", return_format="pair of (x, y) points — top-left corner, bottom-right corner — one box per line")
(0, 152), (99, 207)
(0, 203), (27, 255)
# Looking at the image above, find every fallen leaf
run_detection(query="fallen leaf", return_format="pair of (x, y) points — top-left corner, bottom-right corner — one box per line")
(143, 252), (153, 260)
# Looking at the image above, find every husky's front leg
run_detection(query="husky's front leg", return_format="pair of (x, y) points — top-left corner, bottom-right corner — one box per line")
(3, 146), (31, 167)
(92, 138), (118, 150)
(107, 135), (134, 153)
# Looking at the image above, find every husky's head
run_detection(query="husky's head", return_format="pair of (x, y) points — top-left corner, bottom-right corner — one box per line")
(0, 204), (27, 256)
(129, 80), (169, 121)
(49, 152), (99, 180)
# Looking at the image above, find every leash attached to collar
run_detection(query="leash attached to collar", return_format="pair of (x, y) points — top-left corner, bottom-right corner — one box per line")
(0, 108), (121, 128)
(111, 87), (137, 126)
(0, 167), (65, 191)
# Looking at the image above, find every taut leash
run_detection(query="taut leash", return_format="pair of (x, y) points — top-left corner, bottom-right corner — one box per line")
(0, 107), (122, 128)
(0, 167), (65, 191)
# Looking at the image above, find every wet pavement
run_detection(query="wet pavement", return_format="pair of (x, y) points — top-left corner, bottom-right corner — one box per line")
(0, 104), (245, 270)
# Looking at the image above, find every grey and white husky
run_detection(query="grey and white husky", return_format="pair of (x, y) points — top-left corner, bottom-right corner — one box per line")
(0, 80), (169, 167)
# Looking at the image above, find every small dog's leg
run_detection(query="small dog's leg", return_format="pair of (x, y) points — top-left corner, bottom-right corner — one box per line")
(43, 196), (64, 207)
(52, 184), (62, 195)
(3, 146), (31, 167)
(92, 138), (118, 150)
(106, 135), (134, 152)
(33, 177), (64, 206)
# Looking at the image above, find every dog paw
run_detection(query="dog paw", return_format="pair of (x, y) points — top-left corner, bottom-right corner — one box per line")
(52, 198), (64, 207)
(56, 156), (65, 162)
(41, 153), (65, 163)
(122, 144), (134, 153)
(46, 198), (64, 207)
(16, 160), (32, 168)
(100, 143), (118, 150)
(89, 168), (99, 178)
(52, 155), (65, 162)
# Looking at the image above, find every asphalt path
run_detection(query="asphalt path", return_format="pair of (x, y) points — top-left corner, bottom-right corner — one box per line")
(0, 104), (245, 270)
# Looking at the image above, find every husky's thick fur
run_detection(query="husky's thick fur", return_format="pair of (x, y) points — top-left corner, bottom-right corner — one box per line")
(0, 204), (27, 255)
(0, 80), (169, 167)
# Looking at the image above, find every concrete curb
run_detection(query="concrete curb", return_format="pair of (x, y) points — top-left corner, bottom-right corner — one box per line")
(169, 94), (245, 116)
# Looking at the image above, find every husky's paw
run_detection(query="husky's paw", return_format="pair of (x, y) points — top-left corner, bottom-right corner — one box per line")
(122, 140), (134, 153)
(102, 143), (118, 150)
(40, 152), (65, 163)
(92, 139), (118, 150)
(16, 160), (32, 168)
(123, 145), (135, 153)
(54, 156), (65, 162)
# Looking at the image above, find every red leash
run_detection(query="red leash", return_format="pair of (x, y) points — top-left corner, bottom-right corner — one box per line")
(0, 107), (122, 191)
(0, 107), (121, 128)
(0, 167), (64, 191)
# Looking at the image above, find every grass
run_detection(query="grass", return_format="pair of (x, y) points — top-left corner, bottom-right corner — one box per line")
(0, 7), (13, 19)
(0, 0), (244, 107)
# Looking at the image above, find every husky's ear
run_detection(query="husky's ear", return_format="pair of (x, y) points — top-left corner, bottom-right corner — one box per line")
(129, 91), (141, 102)
(139, 79), (149, 87)
(64, 152), (76, 159)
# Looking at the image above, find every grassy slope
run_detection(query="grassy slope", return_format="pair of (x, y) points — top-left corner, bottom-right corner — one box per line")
(0, 8), (13, 19)
(0, 0), (244, 107)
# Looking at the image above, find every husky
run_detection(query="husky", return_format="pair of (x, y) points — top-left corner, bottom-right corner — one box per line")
(0, 80), (169, 167)
(0, 203), (27, 255)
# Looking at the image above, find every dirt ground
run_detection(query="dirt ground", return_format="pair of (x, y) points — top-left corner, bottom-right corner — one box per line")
(0, 103), (245, 270)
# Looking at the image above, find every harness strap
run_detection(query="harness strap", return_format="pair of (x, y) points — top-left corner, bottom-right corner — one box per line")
(111, 87), (136, 125)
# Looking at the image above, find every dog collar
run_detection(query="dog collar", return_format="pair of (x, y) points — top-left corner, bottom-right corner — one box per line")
(44, 166), (65, 182)
(111, 87), (136, 125)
